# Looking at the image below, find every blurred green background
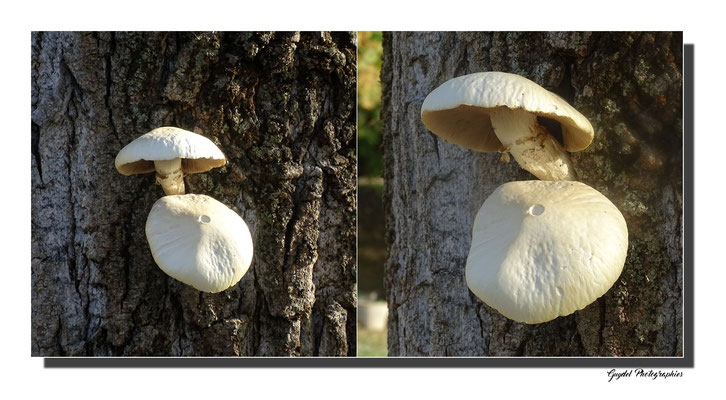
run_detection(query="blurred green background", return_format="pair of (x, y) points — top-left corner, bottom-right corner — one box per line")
(357, 31), (387, 357)
(358, 31), (383, 178)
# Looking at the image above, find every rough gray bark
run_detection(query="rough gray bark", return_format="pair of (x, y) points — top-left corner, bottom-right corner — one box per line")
(31, 31), (356, 356)
(382, 32), (682, 356)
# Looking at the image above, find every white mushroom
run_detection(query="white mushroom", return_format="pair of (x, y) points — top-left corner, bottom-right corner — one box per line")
(421, 72), (594, 181)
(115, 127), (226, 195)
(466, 180), (628, 323)
(145, 194), (253, 293)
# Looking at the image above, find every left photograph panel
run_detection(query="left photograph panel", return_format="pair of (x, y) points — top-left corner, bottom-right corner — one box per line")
(31, 32), (357, 357)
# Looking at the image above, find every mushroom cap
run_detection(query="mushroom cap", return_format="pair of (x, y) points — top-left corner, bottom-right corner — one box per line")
(465, 180), (628, 324)
(115, 127), (226, 175)
(420, 72), (594, 153)
(145, 194), (253, 293)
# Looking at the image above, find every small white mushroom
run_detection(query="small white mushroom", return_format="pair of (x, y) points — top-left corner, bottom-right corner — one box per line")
(145, 194), (253, 293)
(115, 127), (226, 195)
(421, 72), (594, 181)
(466, 180), (628, 323)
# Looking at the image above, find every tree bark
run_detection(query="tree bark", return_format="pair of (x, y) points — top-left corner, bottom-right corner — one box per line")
(382, 32), (682, 356)
(31, 31), (356, 356)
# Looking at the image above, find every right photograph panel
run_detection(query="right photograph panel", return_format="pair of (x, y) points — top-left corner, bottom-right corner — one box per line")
(374, 31), (683, 357)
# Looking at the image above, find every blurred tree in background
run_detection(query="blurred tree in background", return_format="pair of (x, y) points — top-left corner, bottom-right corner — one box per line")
(357, 31), (386, 298)
(358, 32), (388, 356)
(358, 31), (383, 178)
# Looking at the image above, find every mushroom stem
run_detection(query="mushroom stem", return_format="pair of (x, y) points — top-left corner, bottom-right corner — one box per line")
(154, 158), (185, 195)
(490, 108), (577, 181)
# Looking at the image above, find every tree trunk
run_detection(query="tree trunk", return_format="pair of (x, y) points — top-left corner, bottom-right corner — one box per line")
(382, 32), (682, 356)
(31, 31), (356, 356)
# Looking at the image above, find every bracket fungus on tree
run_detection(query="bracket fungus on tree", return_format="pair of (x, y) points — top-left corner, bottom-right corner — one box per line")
(465, 180), (628, 324)
(421, 72), (594, 181)
(115, 127), (226, 195)
(145, 194), (254, 293)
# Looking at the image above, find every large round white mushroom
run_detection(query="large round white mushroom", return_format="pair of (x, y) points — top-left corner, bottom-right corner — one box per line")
(145, 194), (254, 293)
(466, 180), (628, 323)
(421, 72), (594, 181)
(115, 127), (226, 195)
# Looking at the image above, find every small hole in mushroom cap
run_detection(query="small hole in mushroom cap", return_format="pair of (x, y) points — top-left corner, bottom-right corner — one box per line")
(199, 215), (211, 223)
(528, 204), (545, 216)
(556, 287), (564, 296)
